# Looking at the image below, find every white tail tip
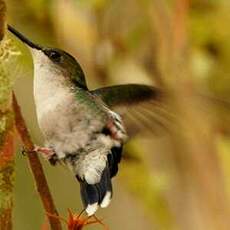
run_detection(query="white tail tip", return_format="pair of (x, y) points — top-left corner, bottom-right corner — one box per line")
(100, 191), (112, 208)
(86, 203), (98, 216)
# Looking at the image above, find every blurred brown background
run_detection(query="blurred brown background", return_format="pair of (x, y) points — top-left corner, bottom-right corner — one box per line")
(3, 0), (230, 229)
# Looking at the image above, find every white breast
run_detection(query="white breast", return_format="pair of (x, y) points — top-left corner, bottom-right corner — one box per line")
(31, 49), (105, 158)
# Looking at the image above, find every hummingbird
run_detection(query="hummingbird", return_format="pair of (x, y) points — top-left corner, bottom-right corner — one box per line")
(8, 25), (166, 216)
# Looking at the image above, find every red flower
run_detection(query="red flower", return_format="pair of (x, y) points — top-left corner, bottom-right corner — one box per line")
(47, 209), (109, 230)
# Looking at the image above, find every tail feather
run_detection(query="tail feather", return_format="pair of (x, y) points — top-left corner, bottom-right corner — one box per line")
(77, 165), (112, 216)
(95, 168), (107, 203)
(101, 168), (113, 208)
(108, 146), (123, 177)
(77, 145), (123, 215)
(79, 181), (99, 207)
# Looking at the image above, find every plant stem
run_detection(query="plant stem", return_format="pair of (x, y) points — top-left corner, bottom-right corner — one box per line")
(0, 0), (6, 40)
(0, 124), (14, 230)
(12, 92), (62, 230)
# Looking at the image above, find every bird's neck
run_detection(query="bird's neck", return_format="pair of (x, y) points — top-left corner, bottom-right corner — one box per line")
(33, 63), (75, 120)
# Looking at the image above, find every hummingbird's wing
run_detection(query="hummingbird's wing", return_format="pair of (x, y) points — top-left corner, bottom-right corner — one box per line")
(91, 84), (172, 136)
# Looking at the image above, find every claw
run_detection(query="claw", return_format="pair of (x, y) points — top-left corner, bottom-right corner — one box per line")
(21, 147), (27, 156)
(20, 146), (36, 156)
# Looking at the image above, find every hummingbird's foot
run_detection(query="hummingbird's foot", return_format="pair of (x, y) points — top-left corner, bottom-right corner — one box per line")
(33, 146), (56, 160)
(21, 146), (55, 158)
(21, 146), (57, 165)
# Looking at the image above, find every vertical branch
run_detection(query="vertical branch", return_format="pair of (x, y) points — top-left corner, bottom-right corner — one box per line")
(167, 0), (230, 229)
(0, 119), (15, 230)
(150, 0), (230, 228)
(0, 0), (6, 40)
(171, 0), (189, 57)
(12, 93), (62, 230)
(0, 1), (14, 229)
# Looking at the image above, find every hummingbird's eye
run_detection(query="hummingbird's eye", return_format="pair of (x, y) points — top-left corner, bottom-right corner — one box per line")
(48, 51), (61, 62)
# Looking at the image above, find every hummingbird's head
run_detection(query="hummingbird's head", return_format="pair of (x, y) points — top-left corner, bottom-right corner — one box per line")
(8, 25), (88, 90)
(39, 47), (87, 90)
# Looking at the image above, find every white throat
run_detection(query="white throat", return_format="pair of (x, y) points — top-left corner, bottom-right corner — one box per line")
(31, 49), (73, 121)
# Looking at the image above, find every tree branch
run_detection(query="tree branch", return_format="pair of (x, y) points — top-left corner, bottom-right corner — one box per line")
(0, 1), (15, 229)
(12, 92), (62, 230)
(0, 0), (6, 40)
(0, 123), (14, 230)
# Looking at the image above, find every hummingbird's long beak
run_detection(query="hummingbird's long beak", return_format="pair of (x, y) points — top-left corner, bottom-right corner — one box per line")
(7, 25), (43, 50)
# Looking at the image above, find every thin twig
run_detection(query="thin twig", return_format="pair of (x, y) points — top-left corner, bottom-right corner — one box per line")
(12, 92), (62, 230)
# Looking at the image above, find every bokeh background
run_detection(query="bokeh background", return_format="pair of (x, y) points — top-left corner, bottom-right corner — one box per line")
(2, 0), (230, 229)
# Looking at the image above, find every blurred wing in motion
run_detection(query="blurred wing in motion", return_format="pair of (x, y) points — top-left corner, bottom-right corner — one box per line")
(91, 84), (172, 136)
